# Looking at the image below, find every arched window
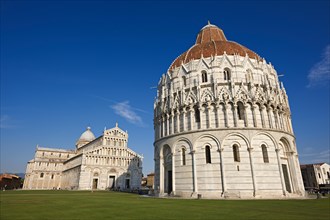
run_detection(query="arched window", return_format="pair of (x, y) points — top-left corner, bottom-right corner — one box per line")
(40, 173), (44, 178)
(205, 145), (211, 164)
(182, 76), (187, 87)
(261, 144), (269, 163)
(224, 68), (231, 81)
(233, 144), (240, 162)
(237, 102), (245, 120)
(181, 148), (186, 166)
(194, 106), (200, 123)
(202, 71), (208, 83)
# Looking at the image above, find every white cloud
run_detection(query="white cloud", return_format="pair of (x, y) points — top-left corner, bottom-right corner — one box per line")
(111, 101), (144, 126)
(307, 45), (330, 88)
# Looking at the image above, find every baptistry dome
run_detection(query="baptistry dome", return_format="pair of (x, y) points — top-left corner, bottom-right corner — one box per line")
(170, 22), (260, 69)
(153, 22), (305, 200)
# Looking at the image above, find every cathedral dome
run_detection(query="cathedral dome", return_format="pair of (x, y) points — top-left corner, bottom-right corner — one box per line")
(78, 127), (95, 142)
(76, 127), (95, 148)
(169, 22), (260, 69)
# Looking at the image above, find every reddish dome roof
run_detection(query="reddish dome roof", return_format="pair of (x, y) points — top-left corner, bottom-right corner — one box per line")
(170, 23), (260, 69)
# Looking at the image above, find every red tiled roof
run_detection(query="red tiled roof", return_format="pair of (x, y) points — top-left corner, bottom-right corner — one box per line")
(170, 24), (260, 69)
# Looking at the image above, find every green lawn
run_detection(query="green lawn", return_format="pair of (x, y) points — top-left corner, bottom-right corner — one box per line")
(0, 190), (329, 220)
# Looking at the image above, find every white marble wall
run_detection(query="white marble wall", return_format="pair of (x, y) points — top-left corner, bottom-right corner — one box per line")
(23, 148), (73, 190)
(154, 53), (304, 199)
(154, 130), (304, 199)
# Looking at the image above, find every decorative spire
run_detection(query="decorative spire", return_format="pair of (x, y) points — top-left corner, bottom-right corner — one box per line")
(116, 122), (118, 127)
(208, 20), (210, 25)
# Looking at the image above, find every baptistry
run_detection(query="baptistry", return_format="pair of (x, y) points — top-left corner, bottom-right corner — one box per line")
(153, 22), (305, 199)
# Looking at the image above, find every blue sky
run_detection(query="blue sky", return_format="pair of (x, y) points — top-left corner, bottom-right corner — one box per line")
(1, 0), (329, 175)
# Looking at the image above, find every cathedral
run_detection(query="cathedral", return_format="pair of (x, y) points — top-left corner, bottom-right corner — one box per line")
(153, 22), (305, 199)
(23, 124), (143, 190)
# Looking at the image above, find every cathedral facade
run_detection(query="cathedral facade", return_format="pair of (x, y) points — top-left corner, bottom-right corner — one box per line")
(153, 23), (305, 199)
(23, 124), (143, 190)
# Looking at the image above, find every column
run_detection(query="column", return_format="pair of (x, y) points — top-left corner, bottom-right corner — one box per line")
(176, 110), (180, 133)
(260, 105), (266, 128)
(191, 150), (198, 193)
(189, 106), (194, 130)
(285, 115), (290, 132)
(288, 152), (297, 193)
(248, 147), (257, 196)
(244, 104), (249, 127)
(233, 104), (238, 127)
(216, 103), (221, 128)
(166, 114), (170, 136)
(293, 154), (304, 194)
(288, 116), (293, 133)
(275, 148), (286, 196)
(282, 113), (288, 132)
(278, 111), (284, 130)
(274, 109), (280, 129)
(171, 153), (176, 195)
(252, 104), (258, 127)
(199, 106), (204, 129)
(207, 104), (211, 128)
(161, 117), (165, 137)
(225, 103), (230, 128)
(159, 156), (164, 194)
(267, 107), (273, 128)
(182, 109), (186, 132)
(218, 148), (226, 196)
(171, 112), (174, 135)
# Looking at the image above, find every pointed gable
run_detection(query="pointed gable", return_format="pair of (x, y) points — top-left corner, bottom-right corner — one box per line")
(218, 53), (234, 68)
(196, 57), (210, 70)
(217, 86), (232, 102)
(201, 88), (215, 103)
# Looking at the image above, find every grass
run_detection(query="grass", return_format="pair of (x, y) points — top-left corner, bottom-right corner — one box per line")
(0, 190), (329, 220)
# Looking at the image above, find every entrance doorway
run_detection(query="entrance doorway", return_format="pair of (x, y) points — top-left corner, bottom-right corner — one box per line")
(282, 164), (292, 193)
(92, 178), (98, 190)
(125, 179), (130, 189)
(162, 144), (173, 194)
(109, 176), (115, 189)
(167, 171), (173, 194)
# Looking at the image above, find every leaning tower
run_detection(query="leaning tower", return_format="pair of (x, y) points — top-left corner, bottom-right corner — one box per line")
(153, 22), (305, 199)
